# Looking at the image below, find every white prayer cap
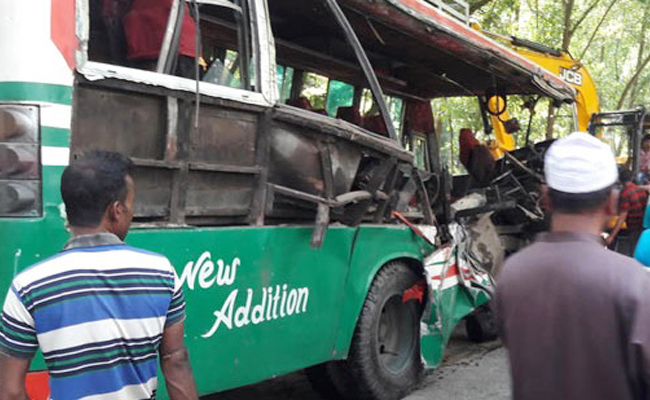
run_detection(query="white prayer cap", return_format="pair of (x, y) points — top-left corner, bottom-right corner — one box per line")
(544, 131), (618, 193)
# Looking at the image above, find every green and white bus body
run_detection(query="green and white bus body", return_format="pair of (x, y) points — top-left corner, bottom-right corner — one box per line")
(0, 0), (574, 399)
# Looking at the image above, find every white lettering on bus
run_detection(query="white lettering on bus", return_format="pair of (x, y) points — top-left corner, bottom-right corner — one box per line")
(201, 285), (310, 338)
(180, 251), (239, 290)
(180, 252), (310, 337)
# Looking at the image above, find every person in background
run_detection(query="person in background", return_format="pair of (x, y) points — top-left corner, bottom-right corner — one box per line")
(607, 168), (649, 255)
(496, 131), (650, 400)
(122, 0), (198, 78)
(634, 183), (650, 266)
(0, 151), (198, 400)
(638, 134), (650, 183)
(458, 128), (495, 187)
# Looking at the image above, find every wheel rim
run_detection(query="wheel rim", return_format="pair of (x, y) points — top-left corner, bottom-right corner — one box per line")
(376, 294), (418, 375)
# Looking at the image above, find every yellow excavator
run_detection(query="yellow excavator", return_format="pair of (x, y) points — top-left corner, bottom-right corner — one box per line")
(473, 26), (601, 156)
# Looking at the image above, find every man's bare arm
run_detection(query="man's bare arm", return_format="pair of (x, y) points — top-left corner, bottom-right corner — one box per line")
(160, 322), (198, 400)
(606, 210), (628, 247)
(0, 352), (30, 400)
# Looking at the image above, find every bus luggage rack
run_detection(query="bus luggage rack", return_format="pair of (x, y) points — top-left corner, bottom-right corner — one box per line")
(424, 0), (470, 24)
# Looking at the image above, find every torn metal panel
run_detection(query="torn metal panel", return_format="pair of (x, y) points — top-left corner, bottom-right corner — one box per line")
(418, 222), (494, 367)
(77, 61), (273, 106)
(336, 0), (575, 101)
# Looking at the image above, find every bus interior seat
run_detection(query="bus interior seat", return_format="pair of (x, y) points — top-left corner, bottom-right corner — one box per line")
(363, 114), (388, 135)
(337, 106), (363, 126)
(286, 96), (314, 110)
(405, 100), (435, 134)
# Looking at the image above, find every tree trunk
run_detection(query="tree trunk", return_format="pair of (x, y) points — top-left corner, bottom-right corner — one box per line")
(545, 102), (557, 140)
(625, 0), (650, 108)
(562, 0), (575, 51)
(577, 0), (620, 61)
(469, 0), (494, 13)
(616, 52), (650, 109)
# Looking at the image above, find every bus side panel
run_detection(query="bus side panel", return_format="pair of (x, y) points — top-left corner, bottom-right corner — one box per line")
(332, 225), (429, 358)
(126, 226), (356, 396)
(0, 151), (70, 371)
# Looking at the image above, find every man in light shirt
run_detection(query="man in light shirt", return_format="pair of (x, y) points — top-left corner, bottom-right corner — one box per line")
(0, 151), (198, 400)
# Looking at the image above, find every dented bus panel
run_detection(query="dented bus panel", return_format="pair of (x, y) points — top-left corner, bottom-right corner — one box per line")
(0, 0), (575, 399)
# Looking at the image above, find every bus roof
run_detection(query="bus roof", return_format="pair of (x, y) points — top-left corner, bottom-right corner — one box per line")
(270, 0), (576, 102)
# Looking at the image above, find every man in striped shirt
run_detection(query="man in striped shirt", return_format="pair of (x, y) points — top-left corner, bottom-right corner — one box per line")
(608, 168), (650, 255)
(0, 151), (198, 400)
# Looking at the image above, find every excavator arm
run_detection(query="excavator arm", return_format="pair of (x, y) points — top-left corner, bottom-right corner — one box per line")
(474, 27), (600, 154)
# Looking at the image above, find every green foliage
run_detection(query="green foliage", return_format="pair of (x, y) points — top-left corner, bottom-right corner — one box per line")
(301, 72), (329, 111)
(474, 0), (650, 111)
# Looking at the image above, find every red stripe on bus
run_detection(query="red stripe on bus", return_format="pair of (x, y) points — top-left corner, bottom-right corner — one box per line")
(51, 0), (76, 70)
(431, 264), (460, 280)
(26, 371), (49, 400)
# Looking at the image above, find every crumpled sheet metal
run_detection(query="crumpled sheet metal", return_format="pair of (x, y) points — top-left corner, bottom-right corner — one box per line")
(418, 222), (494, 367)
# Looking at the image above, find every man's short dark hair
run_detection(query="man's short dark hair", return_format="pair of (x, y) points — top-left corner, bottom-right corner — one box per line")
(619, 168), (634, 184)
(61, 151), (135, 227)
(548, 185), (613, 214)
(642, 134), (650, 144)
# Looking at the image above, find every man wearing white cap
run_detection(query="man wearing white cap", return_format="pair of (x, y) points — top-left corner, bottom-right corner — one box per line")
(495, 132), (650, 400)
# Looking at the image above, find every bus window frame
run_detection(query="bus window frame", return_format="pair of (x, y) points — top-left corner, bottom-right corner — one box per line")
(75, 0), (275, 107)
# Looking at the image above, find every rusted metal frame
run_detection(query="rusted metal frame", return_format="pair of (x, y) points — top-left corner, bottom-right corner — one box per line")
(185, 207), (250, 216)
(413, 169), (436, 225)
(267, 183), (371, 209)
(268, 183), (329, 205)
(311, 141), (336, 248)
(247, 0), (263, 92)
(273, 106), (413, 162)
(492, 170), (541, 217)
(75, 77), (267, 113)
(454, 200), (518, 219)
(348, 0), (572, 101)
(171, 98), (195, 225)
(157, 0), (186, 74)
(165, 98), (180, 162)
(235, 0), (252, 90)
(165, 97), (184, 224)
(631, 108), (648, 178)
(249, 109), (272, 226)
(502, 151), (543, 182)
(187, 162), (262, 174)
(373, 163), (400, 223)
(323, 0), (398, 142)
(131, 158), (181, 169)
(320, 142), (335, 200)
(311, 204), (331, 248)
(342, 157), (397, 226)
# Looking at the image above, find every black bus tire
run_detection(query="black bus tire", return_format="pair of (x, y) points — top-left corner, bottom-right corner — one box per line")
(465, 304), (497, 343)
(346, 261), (424, 400)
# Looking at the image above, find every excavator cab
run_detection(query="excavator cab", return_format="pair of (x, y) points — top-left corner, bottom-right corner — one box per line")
(588, 107), (650, 180)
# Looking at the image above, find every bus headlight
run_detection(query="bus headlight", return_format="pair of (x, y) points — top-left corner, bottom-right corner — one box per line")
(0, 106), (41, 217)
(0, 182), (37, 215)
(0, 145), (39, 178)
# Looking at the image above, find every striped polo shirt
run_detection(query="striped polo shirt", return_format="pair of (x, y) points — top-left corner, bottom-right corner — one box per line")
(620, 182), (648, 231)
(0, 233), (185, 400)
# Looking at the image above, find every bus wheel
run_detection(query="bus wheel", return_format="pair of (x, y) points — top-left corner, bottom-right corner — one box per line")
(348, 261), (424, 400)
